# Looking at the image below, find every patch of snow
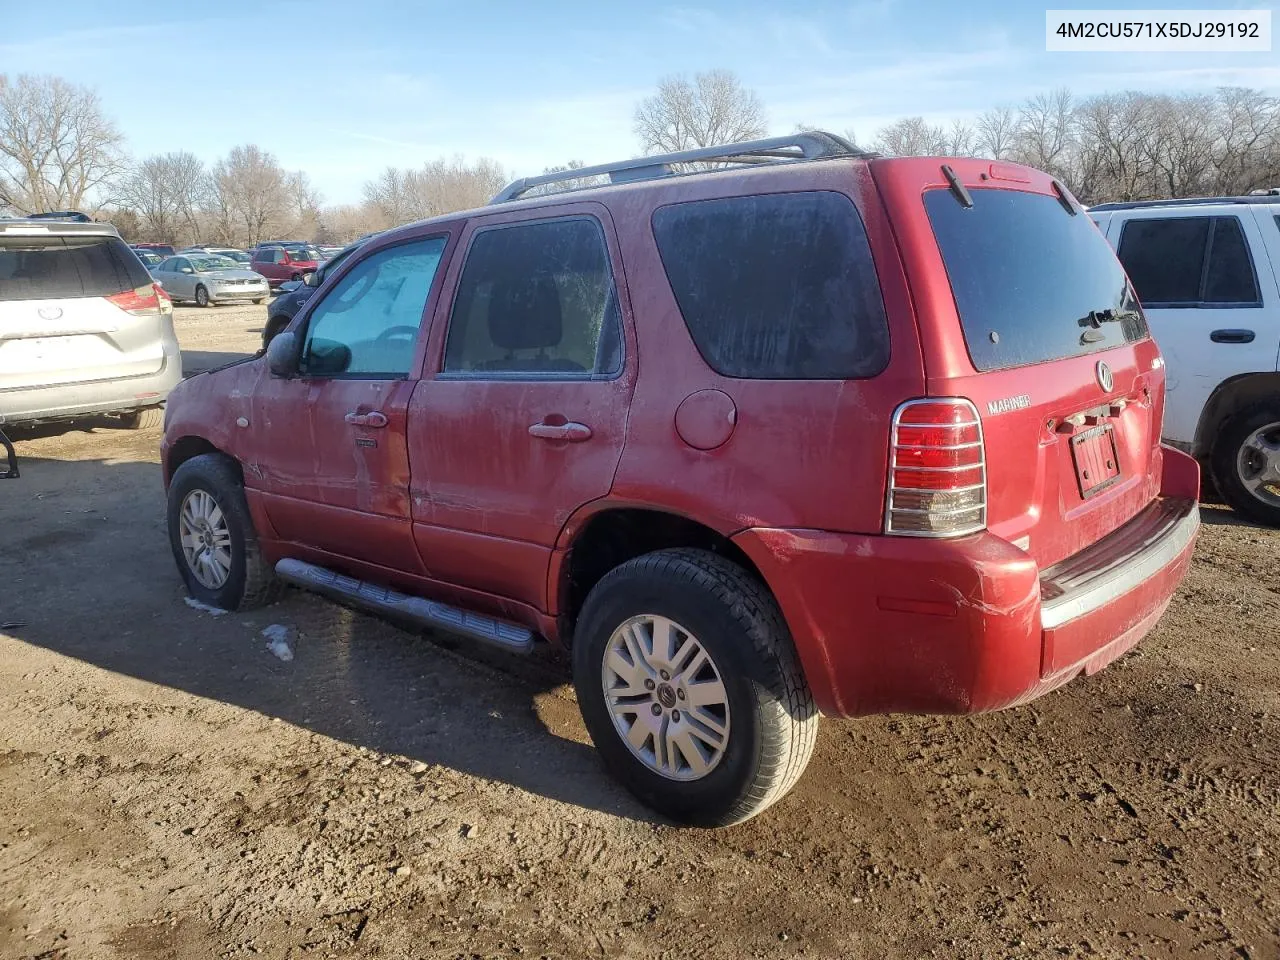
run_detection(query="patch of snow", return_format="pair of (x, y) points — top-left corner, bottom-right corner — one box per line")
(262, 624), (295, 662)
(184, 597), (228, 616)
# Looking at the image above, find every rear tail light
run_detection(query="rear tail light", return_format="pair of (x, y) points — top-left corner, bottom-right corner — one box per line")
(107, 283), (162, 316)
(886, 398), (986, 537)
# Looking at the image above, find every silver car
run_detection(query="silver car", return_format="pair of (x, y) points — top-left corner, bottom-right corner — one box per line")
(152, 254), (270, 307)
(0, 217), (181, 426)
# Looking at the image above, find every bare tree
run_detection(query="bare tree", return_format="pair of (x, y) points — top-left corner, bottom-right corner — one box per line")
(0, 73), (123, 214)
(363, 156), (507, 227)
(208, 144), (288, 246)
(1015, 88), (1077, 180)
(974, 106), (1017, 160)
(284, 170), (323, 239)
(874, 117), (950, 156)
(634, 69), (767, 155)
(316, 204), (384, 244)
(119, 151), (207, 243)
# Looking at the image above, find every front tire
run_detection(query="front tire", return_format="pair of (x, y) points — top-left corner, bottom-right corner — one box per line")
(194, 284), (210, 308)
(167, 453), (280, 610)
(572, 549), (817, 826)
(1212, 404), (1280, 526)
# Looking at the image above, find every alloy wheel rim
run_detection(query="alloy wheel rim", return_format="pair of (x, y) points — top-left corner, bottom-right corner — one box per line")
(601, 614), (731, 781)
(1236, 422), (1280, 508)
(179, 489), (232, 589)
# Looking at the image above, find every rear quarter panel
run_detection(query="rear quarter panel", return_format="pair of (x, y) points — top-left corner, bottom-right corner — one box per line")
(594, 159), (926, 538)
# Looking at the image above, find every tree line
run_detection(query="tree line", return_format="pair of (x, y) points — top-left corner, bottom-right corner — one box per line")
(3, 70), (1279, 247)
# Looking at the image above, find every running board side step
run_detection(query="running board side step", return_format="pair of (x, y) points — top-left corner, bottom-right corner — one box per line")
(274, 558), (535, 655)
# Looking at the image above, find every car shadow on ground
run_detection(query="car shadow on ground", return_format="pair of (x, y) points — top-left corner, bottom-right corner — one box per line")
(0, 450), (656, 824)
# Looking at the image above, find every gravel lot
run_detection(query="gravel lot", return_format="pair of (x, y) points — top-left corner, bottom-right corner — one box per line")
(1, 302), (1278, 959)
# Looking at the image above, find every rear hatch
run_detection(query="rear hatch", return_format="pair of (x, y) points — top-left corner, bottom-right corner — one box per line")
(873, 158), (1166, 568)
(0, 228), (168, 392)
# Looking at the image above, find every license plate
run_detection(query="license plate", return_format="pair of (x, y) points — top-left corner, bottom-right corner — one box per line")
(1071, 424), (1122, 498)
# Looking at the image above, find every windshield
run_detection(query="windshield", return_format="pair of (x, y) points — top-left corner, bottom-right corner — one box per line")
(223, 251), (250, 262)
(190, 256), (239, 272)
(925, 188), (1149, 372)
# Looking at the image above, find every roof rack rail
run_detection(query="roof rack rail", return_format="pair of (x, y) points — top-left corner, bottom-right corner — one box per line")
(25, 210), (93, 222)
(490, 130), (872, 204)
(1089, 194), (1280, 212)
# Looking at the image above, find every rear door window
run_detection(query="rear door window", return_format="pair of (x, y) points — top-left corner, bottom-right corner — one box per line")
(651, 191), (890, 379)
(443, 217), (622, 377)
(1117, 215), (1260, 307)
(925, 188), (1149, 372)
(0, 235), (153, 301)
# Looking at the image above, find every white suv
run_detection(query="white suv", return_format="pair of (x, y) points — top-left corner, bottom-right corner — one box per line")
(1091, 196), (1280, 525)
(0, 216), (181, 429)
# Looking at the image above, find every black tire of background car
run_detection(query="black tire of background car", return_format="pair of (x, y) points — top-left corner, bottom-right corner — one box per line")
(572, 548), (818, 827)
(166, 453), (281, 611)
(119, 407), (164, 430)
(1212, 403), (1280, 527)
(195, 285), (210, 307)
(254, 298), (266, 305)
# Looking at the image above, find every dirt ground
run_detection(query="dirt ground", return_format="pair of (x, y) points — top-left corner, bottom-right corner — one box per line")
(1, 302), (1278, 959)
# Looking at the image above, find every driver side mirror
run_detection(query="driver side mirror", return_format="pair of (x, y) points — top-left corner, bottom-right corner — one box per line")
(303, 272), (318, 287)
(266, 330), (299, 378)
(181, 266), (194, 274)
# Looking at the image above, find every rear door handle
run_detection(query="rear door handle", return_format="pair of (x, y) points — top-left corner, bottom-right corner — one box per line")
(345, 410), (388, 428)
(528, 420), (592, 442)
(1210, 329), (1255, 344)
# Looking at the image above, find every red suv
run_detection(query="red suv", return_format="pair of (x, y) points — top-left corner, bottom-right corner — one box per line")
(161, 133), (1199, 826)
(250, 244), (320, 287)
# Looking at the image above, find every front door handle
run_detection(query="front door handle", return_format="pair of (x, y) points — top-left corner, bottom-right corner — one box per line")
(1210, 328), (1256, 344)
(345, 410), (388, 428)
(528, 420), (592, 442)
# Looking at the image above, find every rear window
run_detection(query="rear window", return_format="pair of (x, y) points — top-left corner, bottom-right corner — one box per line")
(0, 235), (153, 302)
(652, 191), (890, 379)
(925, 188), (1149, 372)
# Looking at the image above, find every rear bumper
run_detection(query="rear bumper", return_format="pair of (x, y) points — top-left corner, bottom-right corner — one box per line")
(0, 342), (181, 423)
(732, 446), (1200, 718)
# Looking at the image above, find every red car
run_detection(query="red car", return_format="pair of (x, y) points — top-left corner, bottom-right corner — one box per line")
(160, 133), (1199, 826)
(250, 244), (320, 287)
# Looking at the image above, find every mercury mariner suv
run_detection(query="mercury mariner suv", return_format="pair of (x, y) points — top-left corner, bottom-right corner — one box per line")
(160, 133), (1200, 826)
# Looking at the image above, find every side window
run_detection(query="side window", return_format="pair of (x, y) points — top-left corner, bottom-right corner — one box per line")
(442, 217), (622, 377)
(652, 191), (890, 379)
(1116, 217), (1209, 305)
(157, 258), (173, 271)
(301, 237), (446, 378)
(1204, 217), (1260, 304)
(1117, 216), (1260, 306)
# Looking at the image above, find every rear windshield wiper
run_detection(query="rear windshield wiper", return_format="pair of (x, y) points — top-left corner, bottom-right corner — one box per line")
(1078, 307), (1142, 329)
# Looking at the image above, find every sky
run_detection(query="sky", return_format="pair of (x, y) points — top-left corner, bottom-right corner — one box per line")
(1, 0), (1276, 205)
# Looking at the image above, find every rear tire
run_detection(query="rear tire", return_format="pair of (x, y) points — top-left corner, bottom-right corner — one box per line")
(118, 406), (164, 430)
(253, 297), (266, 305)
(1212, 403), (1280, 527)
(167, 453), (280, 611)
(194, 284), (210, 308)
(290, 272), (302, 283)
(572, 548), (817, 826)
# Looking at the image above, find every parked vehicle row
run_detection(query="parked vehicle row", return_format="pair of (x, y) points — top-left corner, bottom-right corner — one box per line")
(159, 134), (1203, 826)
